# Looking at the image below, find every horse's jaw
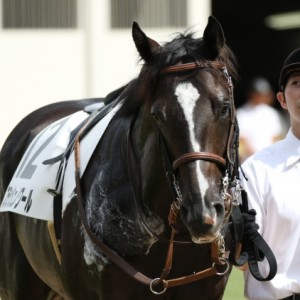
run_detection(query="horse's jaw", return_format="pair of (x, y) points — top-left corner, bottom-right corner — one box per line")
(140, 215), (165, 254)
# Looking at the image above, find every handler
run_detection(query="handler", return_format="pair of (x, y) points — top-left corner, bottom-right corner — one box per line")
(240, 48), (300, 300)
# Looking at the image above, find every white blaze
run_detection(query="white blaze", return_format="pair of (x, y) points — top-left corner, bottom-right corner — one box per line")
(175, 82), (209, 196)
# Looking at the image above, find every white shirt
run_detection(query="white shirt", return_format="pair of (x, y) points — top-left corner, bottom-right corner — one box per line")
(240, 129), (300, 300)
(237, 103), (283, 152)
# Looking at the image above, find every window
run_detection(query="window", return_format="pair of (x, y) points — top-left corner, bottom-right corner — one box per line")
(111, 0), (187, 28)
(2, 0), (77, 29)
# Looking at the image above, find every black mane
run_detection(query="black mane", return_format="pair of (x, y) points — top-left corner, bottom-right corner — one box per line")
(151, 32), (238, 81)
(117, 31), (238, 116)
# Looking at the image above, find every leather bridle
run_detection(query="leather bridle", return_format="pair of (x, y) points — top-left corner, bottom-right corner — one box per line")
(73, 60), (240, 294)
(161, 61), (237, 180)
(173, 152), (226, 171)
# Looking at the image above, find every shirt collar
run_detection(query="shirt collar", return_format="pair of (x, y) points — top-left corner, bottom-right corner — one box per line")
(284, 129), (300, 167)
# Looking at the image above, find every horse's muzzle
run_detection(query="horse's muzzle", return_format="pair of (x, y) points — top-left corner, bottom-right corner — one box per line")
(180, 198), (225, 243)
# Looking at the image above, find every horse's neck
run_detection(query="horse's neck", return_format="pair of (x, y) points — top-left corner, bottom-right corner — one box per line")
(83, 114), (165, 257)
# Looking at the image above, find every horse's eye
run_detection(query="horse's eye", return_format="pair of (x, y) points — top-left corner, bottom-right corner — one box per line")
(181, 57), (194, 64)
(151, 112), (159, 122)
(151, 107), (166, 123)
(220, 102), (230, 116)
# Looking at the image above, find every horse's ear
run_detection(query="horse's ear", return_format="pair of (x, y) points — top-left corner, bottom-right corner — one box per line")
(203, 16), (225, 58)
(132, 21), (161, 63)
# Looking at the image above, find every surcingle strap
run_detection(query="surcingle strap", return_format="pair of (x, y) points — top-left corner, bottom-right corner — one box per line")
(53, 193), (62, 248)
(47, 221), (62, 264)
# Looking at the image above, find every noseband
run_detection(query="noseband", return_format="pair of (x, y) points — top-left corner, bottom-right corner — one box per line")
(172, 152), (226, 171)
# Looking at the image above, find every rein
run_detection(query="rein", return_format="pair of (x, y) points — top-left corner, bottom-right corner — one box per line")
(73, 118), (229, 295)
(73, 60), (239, 294)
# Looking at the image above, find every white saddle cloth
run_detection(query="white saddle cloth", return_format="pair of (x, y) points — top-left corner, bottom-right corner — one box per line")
(0, 102), (121, 220)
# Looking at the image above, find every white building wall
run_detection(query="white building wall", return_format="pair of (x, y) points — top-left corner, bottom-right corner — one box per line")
(0, 0), (210, 147)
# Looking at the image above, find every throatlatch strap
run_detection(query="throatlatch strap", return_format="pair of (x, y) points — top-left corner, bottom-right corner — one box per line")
(53, 193), (62, 246)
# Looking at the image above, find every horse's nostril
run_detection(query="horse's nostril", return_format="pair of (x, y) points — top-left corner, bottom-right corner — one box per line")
(214, 203), (224, 217)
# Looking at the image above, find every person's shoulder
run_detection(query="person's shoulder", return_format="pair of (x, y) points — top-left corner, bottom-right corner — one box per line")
(242, 139), (285, 167)
(254, 103), (279, 115)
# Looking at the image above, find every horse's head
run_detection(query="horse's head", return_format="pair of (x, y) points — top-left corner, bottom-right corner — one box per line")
(130, 16), (239, 244)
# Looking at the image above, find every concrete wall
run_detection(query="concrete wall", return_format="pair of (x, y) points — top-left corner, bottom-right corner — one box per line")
(0, 0), (210, 147)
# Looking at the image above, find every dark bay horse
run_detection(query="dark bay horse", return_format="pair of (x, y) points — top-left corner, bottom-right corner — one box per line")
(0, 16), (239, 300)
